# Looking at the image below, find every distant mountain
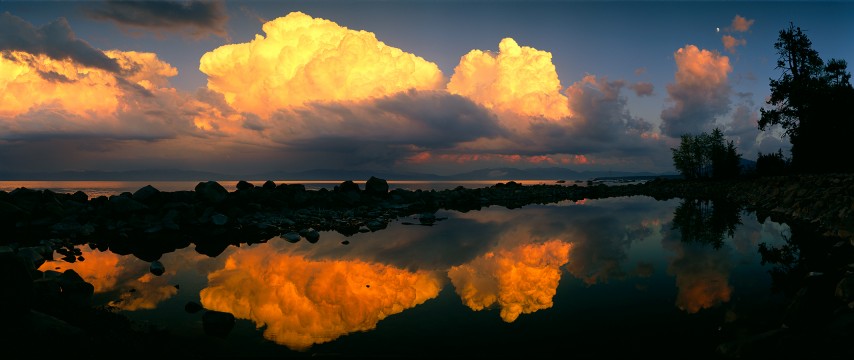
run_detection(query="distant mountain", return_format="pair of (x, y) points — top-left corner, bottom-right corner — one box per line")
(0, 167), (676, 181)
(0, 169), (229, 181)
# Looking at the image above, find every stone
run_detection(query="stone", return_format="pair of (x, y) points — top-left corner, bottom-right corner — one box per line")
(835, 275), (854, 303)
(262, 180), (277, 190)
(301, 228), (320, 243)
(132, 185), (160, 203)
(202, 310), (235, 338)
(236, 180), (255, 191)
(108, 195), (148, 214)
(57, 269), (94, 308)
(365, 176), (389, 196)
(195, 181), (229, 204)
(338, 180), (361, 193)
(150, 261), (165, 276)
(211, 213), (228, 226)
(185, 301), (203, 313)
(281, 232), (301, 243)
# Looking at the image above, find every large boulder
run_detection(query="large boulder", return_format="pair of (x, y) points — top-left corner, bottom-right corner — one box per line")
(57, 269), (94, 308)
(365, 176), (389, 197)
(202, 310), (235, 337)
(195, 181), (228, 204)
(132, 185), (161, 203)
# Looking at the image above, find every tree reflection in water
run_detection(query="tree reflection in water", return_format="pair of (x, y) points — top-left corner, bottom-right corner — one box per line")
(671, 197), (743, 249)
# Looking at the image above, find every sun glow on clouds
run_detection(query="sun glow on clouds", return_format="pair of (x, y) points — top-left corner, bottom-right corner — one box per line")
(447, 240), (572, 323)
(199, 247), (442, 351)
(447, 38), (572, 120)
(199, 11), (444, 117)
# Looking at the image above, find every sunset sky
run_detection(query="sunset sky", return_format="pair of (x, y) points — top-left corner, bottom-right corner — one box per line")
(1, 0), (852, 176)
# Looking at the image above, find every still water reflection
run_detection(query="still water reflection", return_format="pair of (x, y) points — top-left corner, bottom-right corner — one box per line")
(41, 196), (791, 357)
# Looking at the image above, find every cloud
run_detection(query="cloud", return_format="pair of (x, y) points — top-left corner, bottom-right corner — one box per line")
(447, 38), (571, 120)
(199, 11), (444, 118)
(85, 0), (229, 38)
(729, 15), (755, 32)
(662, 226), (734, 313)
(199, 246), (442, 351)
(660, 45), (732, 138)
(629, 81), (654, 97)
(722, 35), (746, 54)
(448, 240), (571, 322)
(0, 12), (121, 73)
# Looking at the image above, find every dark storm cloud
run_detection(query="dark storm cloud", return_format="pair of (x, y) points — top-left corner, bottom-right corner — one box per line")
(85, 0), (228, 38)
(266, 91), (505, 165)
(0, 12), (121, 73)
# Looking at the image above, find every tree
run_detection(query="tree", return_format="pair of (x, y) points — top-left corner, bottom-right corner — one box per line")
(759, 23), (854, 173)
(756, 149), (790, 176)
(671, 128), (741, 179)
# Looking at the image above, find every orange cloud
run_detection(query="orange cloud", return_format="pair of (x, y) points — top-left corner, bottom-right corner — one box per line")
(199, 247), (442, 351)
(199, 11), (444, 117)
(40, 247), (179, 311)
(447, 38), (571, 120)
(0, 51), (122, 118)
(660, 45), (732, 137)
(664, 240), (733, 314)
(721, 35), (746, 54)
(447, 240), (571, 322)
(730, 15), (755, 32)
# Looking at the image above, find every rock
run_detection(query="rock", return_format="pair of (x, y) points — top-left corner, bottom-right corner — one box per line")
(300, 228), (320, 243)
(108, 195), (148, 214)
(70, 190), (88, 203)
(211, 213), (228, 226)
(281, 232), (301, 243)
(132, 185), (160, 203)
(185, 301), (203, 313)
(836, 275), (854, 303)
(366, 220), (386, 232)
(419, 212), (437, 225)
(16, 247), (45, 270)
(0, 251), (34, 321)
(57, 269), (94, 308)
(236, 180), (255, 191)
(195, 181), (228, 204)
(262, 180), (277, 190)
(202, 310), (235, 338)
(365, 176), (389, 196)
(150, 261), (165, 276)
(338, 180), (361, 193)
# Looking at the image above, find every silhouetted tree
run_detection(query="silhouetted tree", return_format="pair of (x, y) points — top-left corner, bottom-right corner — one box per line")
(759, 23), (854, 173)
(756, 149), (791, 176)
(671, 128), (741, 179)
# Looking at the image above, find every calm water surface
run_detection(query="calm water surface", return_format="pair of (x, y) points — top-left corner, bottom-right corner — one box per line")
(34, 193), (792, 357)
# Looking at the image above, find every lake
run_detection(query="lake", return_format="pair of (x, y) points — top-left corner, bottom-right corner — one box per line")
(30, 185), (796, 358)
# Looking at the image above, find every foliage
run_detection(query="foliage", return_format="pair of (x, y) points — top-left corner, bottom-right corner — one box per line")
(756, 149), (791, 176)
(671, 128), (742, 179)
(759, 23), (854, 173)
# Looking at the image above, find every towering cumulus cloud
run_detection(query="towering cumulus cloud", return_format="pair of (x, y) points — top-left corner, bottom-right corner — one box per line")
(448, 240), (572, 322)
(199, 247), (442, 351)
(660, 45), (731, 138)
(447, 38), (571, 120)
(199, 11), (444, 117)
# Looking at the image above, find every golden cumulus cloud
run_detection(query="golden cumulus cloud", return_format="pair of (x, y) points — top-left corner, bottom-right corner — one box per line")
(199, 11), (444, 117)
(0, 49), (177, 118)
(199, 247), (442, 351)
(447, 240), (571, 322)
(447, 38), (571, 120)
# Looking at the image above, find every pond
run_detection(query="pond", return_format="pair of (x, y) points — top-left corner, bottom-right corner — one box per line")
(37, 195), (794, 357)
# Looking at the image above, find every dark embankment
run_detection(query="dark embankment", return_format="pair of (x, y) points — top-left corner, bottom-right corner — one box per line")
(1, 174), (852, 357)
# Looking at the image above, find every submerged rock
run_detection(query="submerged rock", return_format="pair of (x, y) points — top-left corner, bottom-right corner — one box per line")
(202, 310), (235, 338)
(150, 261), (165, 276)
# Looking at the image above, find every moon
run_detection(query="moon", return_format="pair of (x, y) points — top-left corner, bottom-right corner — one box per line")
(716, 27), (720, 32)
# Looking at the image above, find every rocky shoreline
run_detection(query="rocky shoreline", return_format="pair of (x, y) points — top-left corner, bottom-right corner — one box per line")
(1, 174), (853, 357)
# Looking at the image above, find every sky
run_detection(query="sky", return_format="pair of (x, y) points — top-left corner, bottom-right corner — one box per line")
(1, 0), (852, 176)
